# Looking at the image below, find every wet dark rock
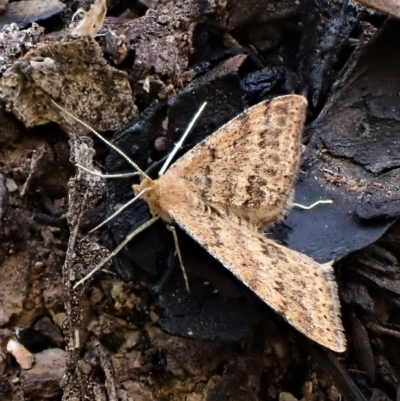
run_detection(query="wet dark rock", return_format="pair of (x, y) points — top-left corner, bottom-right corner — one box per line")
(16, 327), (57, 353)
(20, 348), (66, 399)
(0, 0), (65, 30)
(278, 19), (400, 264)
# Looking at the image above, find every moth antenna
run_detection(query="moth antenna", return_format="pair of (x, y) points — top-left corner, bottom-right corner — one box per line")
(293, 199), (333, 210)
(51, 100), (149, 180)
(76, 163), (140, 179)
(89, 188), (150, 233)
(74, 215), (160, 288)
(158, 102), (207, 177)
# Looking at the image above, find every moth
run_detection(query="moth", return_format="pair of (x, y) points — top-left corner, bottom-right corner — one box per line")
(72, 0), (107, 37)
(56, 94), (346, 352)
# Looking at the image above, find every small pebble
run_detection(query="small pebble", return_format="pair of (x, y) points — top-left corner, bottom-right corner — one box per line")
(279, 392), (298, 401)
(302, 381), (313, 396)
(7, 339), (35, 369)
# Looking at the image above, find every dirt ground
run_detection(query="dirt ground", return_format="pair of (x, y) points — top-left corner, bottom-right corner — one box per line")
(1, 1), (400, 400)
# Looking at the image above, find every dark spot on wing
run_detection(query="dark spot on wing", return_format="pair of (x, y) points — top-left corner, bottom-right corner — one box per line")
(245, 175), (267, 207)
(208, 146), (217, 161)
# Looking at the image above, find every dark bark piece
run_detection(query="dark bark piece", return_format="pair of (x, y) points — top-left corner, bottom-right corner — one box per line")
(354, 244), (400, 294)
(342, 280), (375, 313)
(311, 347), (369, 401)
(357, 269), (400, 295)
(241, 66), (289, 104)
(297, 0), (361, 108)
(157, 275), (269, 342)
(90, 340), (118, 401)
(278, 19), (400, 263)
(0, 0), (65, 30)
(189, 53), (248, 87)
(61, 134), (108, 401)
(227, 0), (302, 30)
(16, 327), (57, 353)
(370, 389), (393, 401)
(103, 0), (226, 84)
(33, 316), (65, 348)
(374, 354), (400, 393)
(346, 308), (376, 383)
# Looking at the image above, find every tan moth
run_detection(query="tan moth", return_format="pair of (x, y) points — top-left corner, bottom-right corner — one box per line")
(55, 94), (346, 352)
(71, 0), (107, 37)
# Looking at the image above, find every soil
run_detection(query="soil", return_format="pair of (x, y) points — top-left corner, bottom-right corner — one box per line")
(1, 1), (400, 401)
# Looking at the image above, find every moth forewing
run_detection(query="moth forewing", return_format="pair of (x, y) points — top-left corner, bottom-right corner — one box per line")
(163, 95), (308, 229)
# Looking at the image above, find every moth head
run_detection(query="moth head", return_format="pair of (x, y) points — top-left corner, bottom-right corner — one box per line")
(133, 177), (161, 212)
(133, 177), (155, 196)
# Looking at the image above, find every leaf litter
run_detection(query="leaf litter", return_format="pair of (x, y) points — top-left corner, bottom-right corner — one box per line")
(1, 1), (400, 400)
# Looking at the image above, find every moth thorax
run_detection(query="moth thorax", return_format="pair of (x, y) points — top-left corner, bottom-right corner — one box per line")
(133, 178), (171, 222)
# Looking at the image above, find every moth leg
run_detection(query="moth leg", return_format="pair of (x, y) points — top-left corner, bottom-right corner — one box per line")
(89, 188), (149, 233)
(73, 215), (160, 289)
(166, 225), (190, 292)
